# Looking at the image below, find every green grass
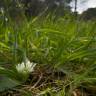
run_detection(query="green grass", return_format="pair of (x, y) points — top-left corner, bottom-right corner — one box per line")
(0, 16), (96, 95)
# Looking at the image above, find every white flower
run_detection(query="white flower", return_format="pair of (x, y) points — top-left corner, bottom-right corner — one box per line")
(16, 58), (36, 74)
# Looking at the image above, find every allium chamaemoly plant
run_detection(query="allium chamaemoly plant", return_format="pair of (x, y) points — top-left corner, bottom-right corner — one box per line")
(0, 57), (36, 92)
(0, 18), (37, 92)
(15, 57), (36, 81)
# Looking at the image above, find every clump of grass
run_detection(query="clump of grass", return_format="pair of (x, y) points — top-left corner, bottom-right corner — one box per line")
(0, 16), (96, 95)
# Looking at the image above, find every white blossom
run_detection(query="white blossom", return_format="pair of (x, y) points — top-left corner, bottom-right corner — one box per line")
(16, 58), (36, 74)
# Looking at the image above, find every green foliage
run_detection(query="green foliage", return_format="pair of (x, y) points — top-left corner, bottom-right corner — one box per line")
(0, 77), (19, 92)
(0, 16), (96, 95)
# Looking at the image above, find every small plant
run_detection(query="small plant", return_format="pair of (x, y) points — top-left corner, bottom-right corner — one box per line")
(0, 58), (37, 92)
(16, 58), (36, 75)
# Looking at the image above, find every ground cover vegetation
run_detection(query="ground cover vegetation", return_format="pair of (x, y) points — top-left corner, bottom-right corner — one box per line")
(0, 0), (96, 96)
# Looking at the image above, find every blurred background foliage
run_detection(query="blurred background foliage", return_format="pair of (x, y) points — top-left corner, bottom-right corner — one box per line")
(0, 0), (71, 20)
(0, 0), (96, 23)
